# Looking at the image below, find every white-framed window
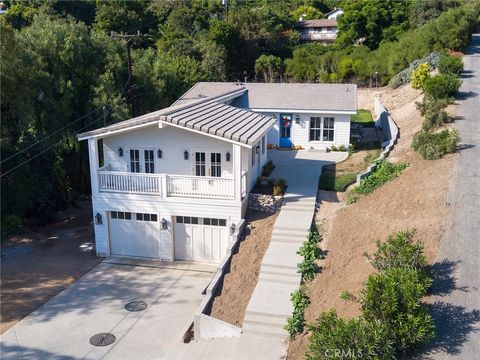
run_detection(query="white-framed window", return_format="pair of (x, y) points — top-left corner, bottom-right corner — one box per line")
(144, 149), (154, 173)
(129, 149), (140, 173)
(261, 136), (266, 154)
(323, 117), (335, 141)
(210, 152), (222, 177)
(309, 117), (322, 141)
(195, 152), (206, 176)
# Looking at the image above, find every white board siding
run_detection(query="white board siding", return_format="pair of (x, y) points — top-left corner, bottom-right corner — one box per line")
(91, 194), (242, 260)
(261, 112), (351, 149)
(103, 124), (234, 177)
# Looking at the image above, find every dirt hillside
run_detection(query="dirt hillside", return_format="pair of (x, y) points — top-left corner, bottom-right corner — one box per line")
(288, 84), (454, 359)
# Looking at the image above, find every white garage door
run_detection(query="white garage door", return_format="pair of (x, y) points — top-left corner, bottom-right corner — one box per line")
(109, 211), (160, 259)
(174, 216), (228, 263)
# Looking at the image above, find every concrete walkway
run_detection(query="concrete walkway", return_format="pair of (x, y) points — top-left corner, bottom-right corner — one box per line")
(424, 33), (480, 360)
(242, 150), (347, 344)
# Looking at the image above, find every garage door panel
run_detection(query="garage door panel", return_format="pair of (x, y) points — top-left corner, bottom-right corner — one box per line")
(109, 212), (160, 259)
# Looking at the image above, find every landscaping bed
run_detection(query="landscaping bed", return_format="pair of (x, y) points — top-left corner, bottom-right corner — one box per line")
(318, 147), (382, 192)
(207, 210), (279, 327)
(288, 84), (454, 359)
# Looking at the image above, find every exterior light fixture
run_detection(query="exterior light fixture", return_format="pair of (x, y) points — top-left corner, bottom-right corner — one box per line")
(295, 114), (300, 124)
(184, 150), (189, 160)
(226, 152), (231, 162)
(161, 218), (168, 230)
(95, 213), (102, 225)
(255, 146), (260, 154)
(118, 147), (123, 157)
(157, 149), (162, 159)
(229, 223), (236, 235)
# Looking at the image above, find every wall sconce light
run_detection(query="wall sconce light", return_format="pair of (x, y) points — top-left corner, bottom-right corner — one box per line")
(157, 149), (162, 159)
(255, 146), (260, 154)
(161, 218), (168, 230)
(226, 152), (231, 162)
(95, 213), (102, 225)
(229, 223), (236, 236)
(184, 150), (189, 160)
(118, 147), (123, 157)
(295, 114), (300, 124)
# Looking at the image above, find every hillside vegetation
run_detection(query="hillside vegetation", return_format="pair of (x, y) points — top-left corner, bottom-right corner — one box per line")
(1, 0), (479, 235)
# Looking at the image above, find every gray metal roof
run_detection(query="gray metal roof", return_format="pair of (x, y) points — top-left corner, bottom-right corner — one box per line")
(77, 91), (275, 146)
(295, 19), (337, 28)
(177, 82), (357, 113)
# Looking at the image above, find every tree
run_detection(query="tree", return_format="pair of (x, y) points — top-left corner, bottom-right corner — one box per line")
(336, 0), (411, 49)
(255, 54), (283, 82)
(438, 54), (464, 76)
(423, 74), (462, 100)
(290, 5), (323, 21)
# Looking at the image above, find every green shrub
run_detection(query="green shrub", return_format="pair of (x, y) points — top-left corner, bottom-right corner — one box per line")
(273, 178), (287, 196)
(297, 228), (324, 281)
(438, 54), (464, 75)
(416, 97), (452, 130)
(261, 160), (275, 177)
(364, 230), (428, 274)
(412, 128), (459, 159)
(423, 74), (462, 99)
(330, 145), (337, 152)
(284, 287), (310, 337)
(360, 268), (434, 353)
(338, 144), (347, 152)
(1, 214), (23, 238)
(351, 160), (408, 195)
(306, 310), (394, 360)
(411, 63), (431, 89)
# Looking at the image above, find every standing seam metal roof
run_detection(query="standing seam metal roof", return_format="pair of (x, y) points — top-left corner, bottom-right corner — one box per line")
(77, 88), (275, 146)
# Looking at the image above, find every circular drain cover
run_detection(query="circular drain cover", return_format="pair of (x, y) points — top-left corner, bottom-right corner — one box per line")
(125, 300), (148, 312)
(89, 333), (116, 347)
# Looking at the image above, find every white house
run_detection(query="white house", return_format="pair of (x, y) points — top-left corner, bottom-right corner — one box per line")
(295, 8), (343, 44)
(325, 8), (343, 19)
(78, 83), (356, 264)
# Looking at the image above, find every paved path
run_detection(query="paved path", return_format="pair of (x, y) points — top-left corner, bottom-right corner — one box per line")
(0, 261), (215, 360)
(166, 150), (347, 360)
(423, 33), (480, 359)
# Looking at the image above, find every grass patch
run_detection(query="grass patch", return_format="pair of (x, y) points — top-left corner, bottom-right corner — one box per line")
(319, 172), (356, 192)
(352, 109), (375, 127)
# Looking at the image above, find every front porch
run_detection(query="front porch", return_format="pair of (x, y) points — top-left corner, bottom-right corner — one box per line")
(98, 165), (247, 200)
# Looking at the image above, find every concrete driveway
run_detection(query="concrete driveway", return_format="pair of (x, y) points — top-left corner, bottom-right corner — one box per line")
(0, 260), (215, 360)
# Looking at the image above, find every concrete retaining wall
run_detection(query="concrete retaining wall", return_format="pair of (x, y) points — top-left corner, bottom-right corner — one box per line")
(356, 96), (399, 185)
(193, 219), (246, 340)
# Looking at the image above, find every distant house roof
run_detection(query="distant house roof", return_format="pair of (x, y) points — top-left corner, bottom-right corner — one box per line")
(325, 8), (343, 19)
(176, 82), (357, 113)
(295, 19), (337, 28)
(77, 90), (275, 147)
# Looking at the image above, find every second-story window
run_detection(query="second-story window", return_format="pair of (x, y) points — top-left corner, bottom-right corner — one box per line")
(210, 153), (221, 177)
(144, 150), (154, 173)
(130, 149), (140, 173)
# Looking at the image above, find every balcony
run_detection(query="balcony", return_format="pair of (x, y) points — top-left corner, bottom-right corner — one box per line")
(97, 166), (246, 200)
(300, 32), (337, 42)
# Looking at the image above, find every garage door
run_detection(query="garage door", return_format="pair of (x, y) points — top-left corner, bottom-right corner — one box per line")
(174, 216), (228, 263)
(109, 211), (160, 259)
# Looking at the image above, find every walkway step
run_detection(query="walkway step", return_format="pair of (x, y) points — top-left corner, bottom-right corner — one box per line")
(242, 312), (288, 339)
(270, 234), (306, 244)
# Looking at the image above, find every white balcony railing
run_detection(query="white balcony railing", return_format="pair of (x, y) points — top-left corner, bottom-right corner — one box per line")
(167, 175), (234, 199)
(98, 170), (238, 200)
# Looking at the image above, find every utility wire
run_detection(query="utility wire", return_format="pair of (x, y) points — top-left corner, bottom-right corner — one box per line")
(2, 74), (133, 165)
(0, 112), (109, 179)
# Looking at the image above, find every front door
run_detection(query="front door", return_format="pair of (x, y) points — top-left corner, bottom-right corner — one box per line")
(279, 114), (293, 148)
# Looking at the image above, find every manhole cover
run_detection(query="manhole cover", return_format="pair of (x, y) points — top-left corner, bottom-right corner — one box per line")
(125, 300), (148, 312)
(89, 333), (116, 347)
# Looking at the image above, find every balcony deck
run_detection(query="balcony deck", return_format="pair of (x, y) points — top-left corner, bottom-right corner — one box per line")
(98, 166), (246, 200)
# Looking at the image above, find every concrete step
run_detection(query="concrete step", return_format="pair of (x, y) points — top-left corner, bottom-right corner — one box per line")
(242, 311), (288, 339)
(270, 234), (307, 244)
(258, 271), (301, 286)
(271, 228), (309, 237)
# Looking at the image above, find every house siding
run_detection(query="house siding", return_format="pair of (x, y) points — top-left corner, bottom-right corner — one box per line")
(262, 112), (351, 149)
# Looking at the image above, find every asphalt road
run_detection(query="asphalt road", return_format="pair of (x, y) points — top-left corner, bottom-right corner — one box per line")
(423, 33), (480, 359)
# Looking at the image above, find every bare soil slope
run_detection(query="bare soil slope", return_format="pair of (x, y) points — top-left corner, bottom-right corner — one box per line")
(288, 85), (453, 359)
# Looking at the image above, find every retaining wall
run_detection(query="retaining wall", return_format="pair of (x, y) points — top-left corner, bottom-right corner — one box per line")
(356, 96), (399, 185)
(193, 219), (246, 340)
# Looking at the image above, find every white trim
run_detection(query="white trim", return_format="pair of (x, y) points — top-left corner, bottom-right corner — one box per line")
(250, 108), (356, 115)
(78, 120), (160, 141)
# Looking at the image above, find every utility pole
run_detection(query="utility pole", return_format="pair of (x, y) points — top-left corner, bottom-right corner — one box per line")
(111, 31), (142, 117)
